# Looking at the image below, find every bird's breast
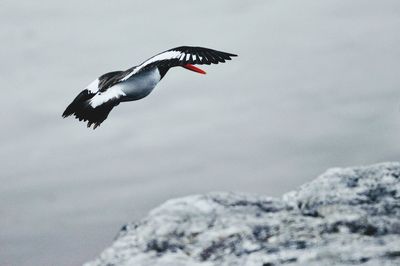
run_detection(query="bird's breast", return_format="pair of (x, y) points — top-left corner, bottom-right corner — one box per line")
(120, 67), (161, 100)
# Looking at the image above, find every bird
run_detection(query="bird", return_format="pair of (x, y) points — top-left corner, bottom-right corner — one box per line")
(62, 46), (237, 129)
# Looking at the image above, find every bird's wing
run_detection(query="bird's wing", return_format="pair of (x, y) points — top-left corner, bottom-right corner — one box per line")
(121, 46), (237, 81)
(78, 71), (126, 94)
(97, 71), (127, 92)
(62, 71), (126, 129)
(62, 86), (123, 129)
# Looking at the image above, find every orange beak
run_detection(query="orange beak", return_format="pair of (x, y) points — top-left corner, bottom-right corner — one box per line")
(182, 64), (206, 75)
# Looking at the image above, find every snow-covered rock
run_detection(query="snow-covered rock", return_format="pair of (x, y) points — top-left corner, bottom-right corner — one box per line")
(85, 163), (400, 266)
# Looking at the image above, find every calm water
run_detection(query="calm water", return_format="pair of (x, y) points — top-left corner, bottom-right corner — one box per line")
(1, 1), (399, 265)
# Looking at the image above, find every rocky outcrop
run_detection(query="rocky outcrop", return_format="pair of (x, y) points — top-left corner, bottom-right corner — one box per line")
(84, 163), (400, 266)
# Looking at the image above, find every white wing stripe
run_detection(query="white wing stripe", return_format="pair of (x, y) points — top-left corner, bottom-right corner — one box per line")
(186, 54), (191, 61)
(122, 50), (183, 81)
(179, 53), (186, 61)
(89, 87), (126, 108)
(138, 50), (182, 69)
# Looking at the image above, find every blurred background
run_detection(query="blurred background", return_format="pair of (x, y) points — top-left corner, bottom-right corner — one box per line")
(1, 0), (400, 265)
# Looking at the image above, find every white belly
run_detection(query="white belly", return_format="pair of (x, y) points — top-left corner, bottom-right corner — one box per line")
(119, 67), (161, 101)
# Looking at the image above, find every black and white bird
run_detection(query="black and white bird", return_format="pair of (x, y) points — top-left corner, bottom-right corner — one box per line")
(62, 46), (237, 129)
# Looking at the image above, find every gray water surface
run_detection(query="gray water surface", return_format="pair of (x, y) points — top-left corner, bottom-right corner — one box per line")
(1, 1), (400, 265)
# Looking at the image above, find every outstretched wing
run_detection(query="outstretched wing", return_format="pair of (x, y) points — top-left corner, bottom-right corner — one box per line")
(121, 46), (237, 81)
(62, 71), (126, 129)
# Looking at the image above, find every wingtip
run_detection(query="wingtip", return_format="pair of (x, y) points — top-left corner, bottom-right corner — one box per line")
(62, 109), (70, 118)
(62, 112), (70, 118)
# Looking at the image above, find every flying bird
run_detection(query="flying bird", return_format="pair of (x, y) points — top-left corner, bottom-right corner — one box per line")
(62, 46), (237, 129)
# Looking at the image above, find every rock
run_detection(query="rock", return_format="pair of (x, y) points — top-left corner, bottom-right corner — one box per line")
(84, 163), (400, 266)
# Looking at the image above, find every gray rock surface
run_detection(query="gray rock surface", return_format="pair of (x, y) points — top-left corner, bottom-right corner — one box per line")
(84, 163), (400, 266)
